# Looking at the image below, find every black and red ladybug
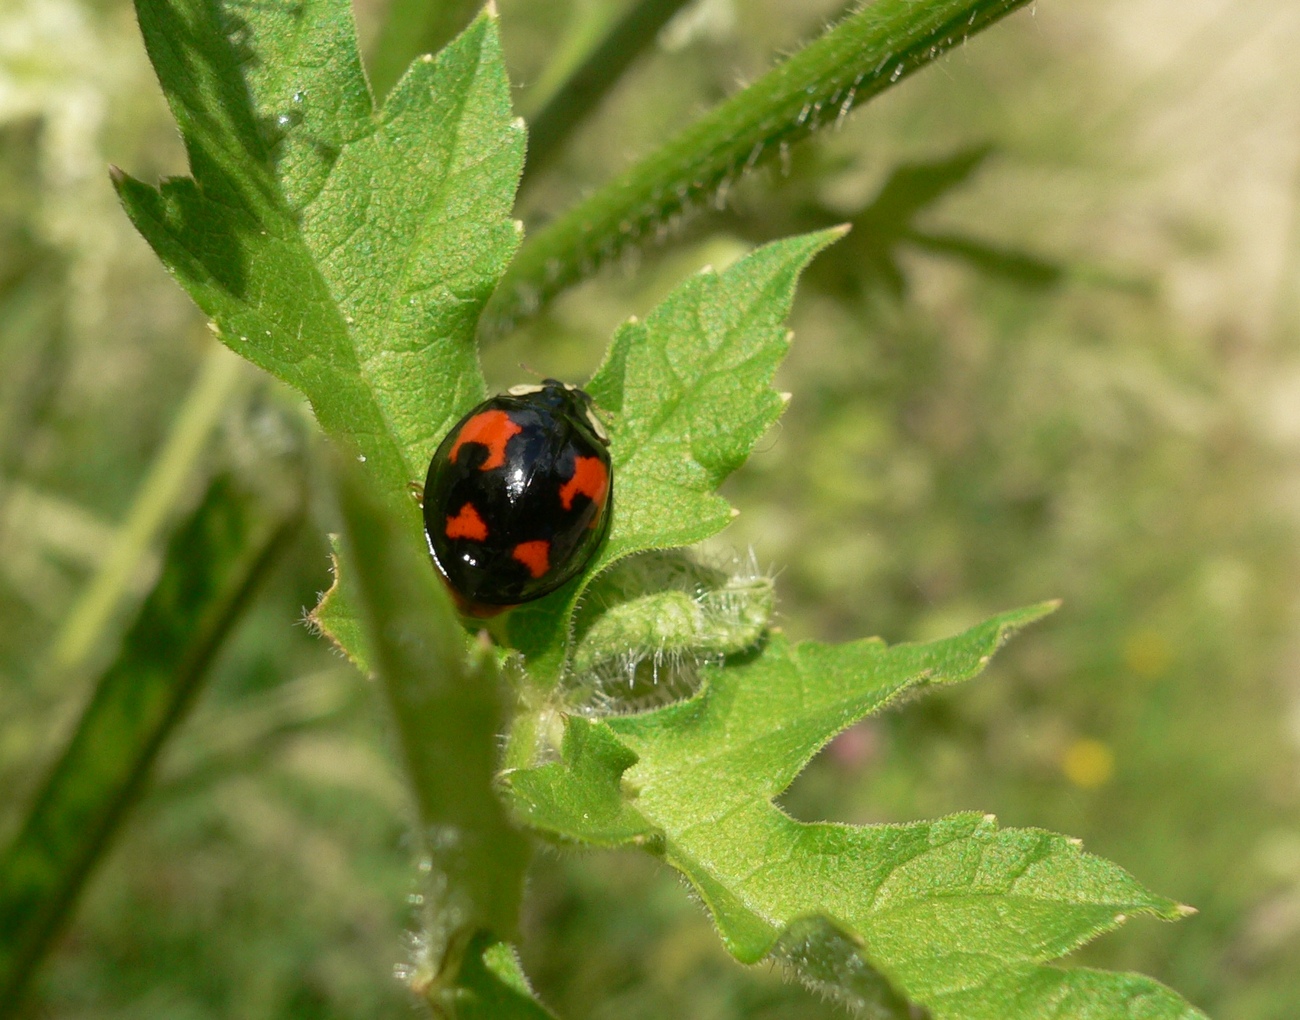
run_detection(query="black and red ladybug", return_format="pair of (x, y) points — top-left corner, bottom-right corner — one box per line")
(422, 380), (612, 614)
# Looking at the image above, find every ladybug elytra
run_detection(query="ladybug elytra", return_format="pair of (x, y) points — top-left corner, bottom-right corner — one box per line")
(423, 380), (612, 614)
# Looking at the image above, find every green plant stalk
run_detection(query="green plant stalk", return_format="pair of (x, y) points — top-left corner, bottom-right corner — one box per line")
(515, 4), (618, 118)
(333, 452), (548, 1013)
(0, 476), (302, 1015)
(367, 0), (485, 101)
(522, 0), (697, 177)
(44, 342), (244, 677)
(486, 0), (1032, 332)
(332, 453), (532, 953)
(502, 703), (542, 774)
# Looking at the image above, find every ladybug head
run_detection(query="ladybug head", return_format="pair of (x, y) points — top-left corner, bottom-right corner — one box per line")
(508, 379), (609, 445)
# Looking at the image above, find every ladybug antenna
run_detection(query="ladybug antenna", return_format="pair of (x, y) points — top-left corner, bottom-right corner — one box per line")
(507, 363), (558, 397)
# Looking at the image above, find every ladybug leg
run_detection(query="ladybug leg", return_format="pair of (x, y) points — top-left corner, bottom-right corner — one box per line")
(407, 481), (425, 508)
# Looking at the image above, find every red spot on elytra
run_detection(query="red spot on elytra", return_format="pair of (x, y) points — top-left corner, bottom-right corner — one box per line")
(450, 410), (522, 471)
(559, 456), (609, 511)
(445, 503), (488, 541)
(512, 540), (550, 578)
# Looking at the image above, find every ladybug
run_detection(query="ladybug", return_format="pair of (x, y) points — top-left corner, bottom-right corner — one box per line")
(422, 380), (612, 614)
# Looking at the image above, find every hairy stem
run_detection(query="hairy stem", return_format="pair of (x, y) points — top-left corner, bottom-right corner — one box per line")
(333, 454), (531, 946)
(484, 0), (1032, 334)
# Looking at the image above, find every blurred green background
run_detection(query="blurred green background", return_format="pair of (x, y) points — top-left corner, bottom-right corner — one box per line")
(2, 0), (1299, 1016)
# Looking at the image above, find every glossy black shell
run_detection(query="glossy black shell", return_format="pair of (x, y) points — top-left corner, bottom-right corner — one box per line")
(423, 381), (612, 610)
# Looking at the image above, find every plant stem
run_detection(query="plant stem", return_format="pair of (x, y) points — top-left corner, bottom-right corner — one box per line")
(333, 453), (532, 944)
(502, 706), (541, 773)
(484, 0), (1032, 334)
(43, 342), (244, 678)
(0, 476), (302, 1015)
(522, 0), (697, 178)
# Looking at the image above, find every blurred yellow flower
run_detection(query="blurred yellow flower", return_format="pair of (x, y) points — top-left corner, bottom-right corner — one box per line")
(1062, 738), (1115, 789)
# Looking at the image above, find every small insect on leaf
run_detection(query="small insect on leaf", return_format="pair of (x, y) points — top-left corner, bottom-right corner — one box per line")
(423, 379), (612, 615)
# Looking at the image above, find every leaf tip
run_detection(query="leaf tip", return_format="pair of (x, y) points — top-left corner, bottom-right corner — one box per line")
(484, 0), (499, 17)
(830, 222), (852, 239)
(1005, 599), (1062, 631)
(778, 391), (793, 406)
(729, 507), (741, 519)
(1176, 903), (1199, 918)
(107, 164), (125, 186)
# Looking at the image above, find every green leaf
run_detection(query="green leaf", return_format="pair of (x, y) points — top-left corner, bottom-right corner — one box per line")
(452, 932), (559, 1020)
(485, 0), (1033, 332)
(308, 537), (371, 674)
(332, 452), (531, 950)
(721, 145), (1083, 300)
(832, 146), (1066, 297)
(506, 604), (1207, 1018)
(117, 0), (525, 666)
(843, 145), (995, 298)
(506, 230), (841, 681)
(0, 476), (301, 1014)
(116, 0), (523, 509)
